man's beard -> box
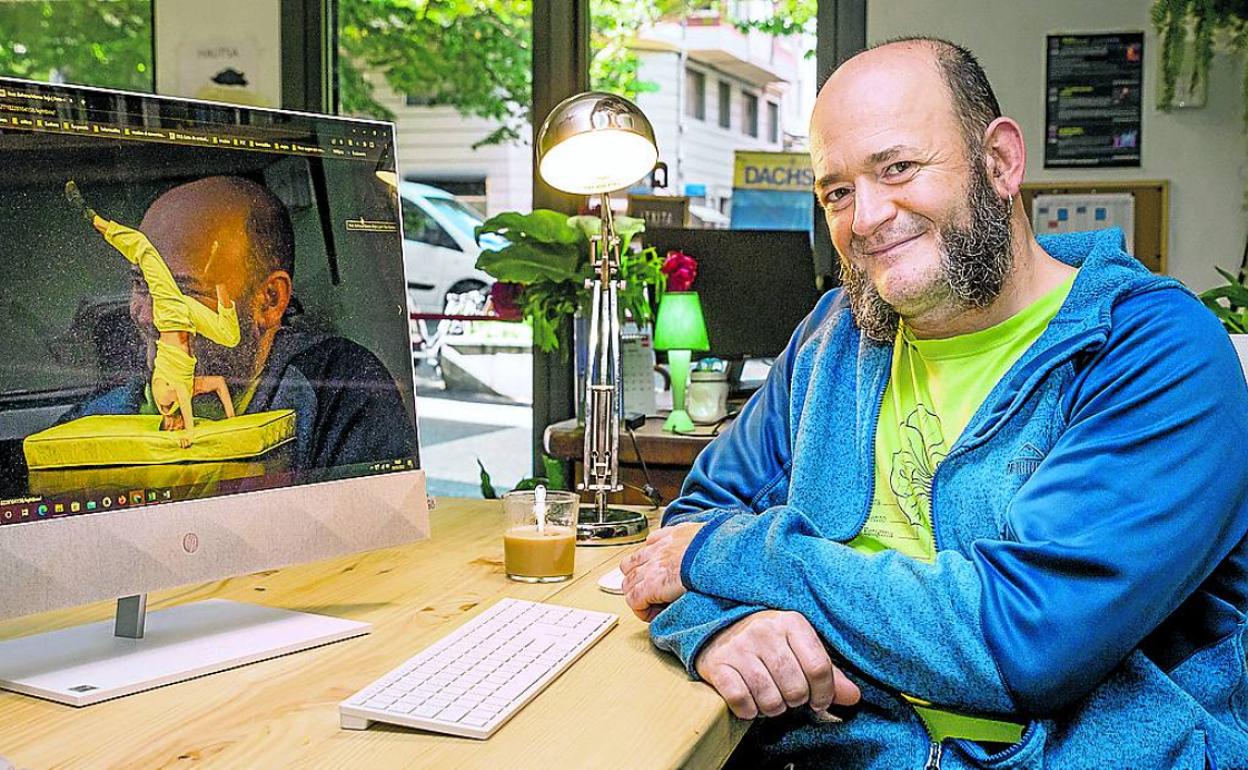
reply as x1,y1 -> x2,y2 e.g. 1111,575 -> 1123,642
137,293 -> 263,388
839,155 -> 1015,343
193,300 -> 263,387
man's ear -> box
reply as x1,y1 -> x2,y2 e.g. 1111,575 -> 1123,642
980,116 -> 1026,199
254,270 -> 292,331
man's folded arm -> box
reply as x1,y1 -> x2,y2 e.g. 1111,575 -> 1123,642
649,592 -> 765,677
680,291 -> 1248,716
651,294 -> 846,674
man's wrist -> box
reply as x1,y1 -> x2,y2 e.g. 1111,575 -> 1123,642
679,513 -> 736,590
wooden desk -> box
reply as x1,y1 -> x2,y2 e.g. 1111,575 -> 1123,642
544,416 -> 725,505
0,499 -> 747,769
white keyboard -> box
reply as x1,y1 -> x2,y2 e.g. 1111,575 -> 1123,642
339,598 -> 617,739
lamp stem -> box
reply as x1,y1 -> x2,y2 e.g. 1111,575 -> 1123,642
664,349 -> 695,434
581,192 -> 625,522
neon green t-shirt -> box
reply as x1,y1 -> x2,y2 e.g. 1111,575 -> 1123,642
850,272 -> 1077,562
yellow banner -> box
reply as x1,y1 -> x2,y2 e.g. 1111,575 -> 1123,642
733,151 -> 814,192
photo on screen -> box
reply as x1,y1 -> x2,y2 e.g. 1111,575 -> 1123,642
0,78 -> 420,525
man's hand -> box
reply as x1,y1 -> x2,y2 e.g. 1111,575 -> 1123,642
695,610 -> 861,721
620,522 -> 704,621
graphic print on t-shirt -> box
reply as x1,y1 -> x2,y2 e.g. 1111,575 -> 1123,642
887,403 -> 947,528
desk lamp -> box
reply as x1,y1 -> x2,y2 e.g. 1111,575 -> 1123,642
536,92 -> 657,545
653,292 -> 709,433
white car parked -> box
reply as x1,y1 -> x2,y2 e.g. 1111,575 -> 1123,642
398,182 -> 500,314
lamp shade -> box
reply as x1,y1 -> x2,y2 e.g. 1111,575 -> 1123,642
536,92 -> 658,195
653,292 -> 710,352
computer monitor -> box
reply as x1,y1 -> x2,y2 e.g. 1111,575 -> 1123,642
640,226 -> 829,360
0,77 -> 429,705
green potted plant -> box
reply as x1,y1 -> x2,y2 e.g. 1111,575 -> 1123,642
1197,237 -> 1248,373
473,209 -> 666,354
1153,1 -> 1247,116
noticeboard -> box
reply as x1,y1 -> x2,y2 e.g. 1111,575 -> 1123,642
1044,32 -> 1143,168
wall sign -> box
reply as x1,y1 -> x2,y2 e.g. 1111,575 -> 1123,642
1045,33 -> 1143,168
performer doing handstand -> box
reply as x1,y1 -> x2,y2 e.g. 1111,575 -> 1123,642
66,181 -> 241,447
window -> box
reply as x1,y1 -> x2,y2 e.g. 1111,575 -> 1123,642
718,81 -> 731,129
0,0 -> 154,92
401,199 -> 460,251
743,91 -> 759,138
685,68 -> 706,120
767,101 -> 779,144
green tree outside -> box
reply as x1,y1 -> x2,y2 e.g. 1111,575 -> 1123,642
0,0 -> 803,147
0,0 -> 153,92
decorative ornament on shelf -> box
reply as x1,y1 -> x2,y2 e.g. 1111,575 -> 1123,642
654,250 -> 710,434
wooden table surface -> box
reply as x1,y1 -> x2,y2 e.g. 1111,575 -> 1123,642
0,499 -> 748,769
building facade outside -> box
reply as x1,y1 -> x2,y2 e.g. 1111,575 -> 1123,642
376,10 -> 813,219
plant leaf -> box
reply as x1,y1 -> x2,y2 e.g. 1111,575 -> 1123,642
512,476 -> 550,492
477,458 -> 498,499
540,453 -> 569,491
476,209 -> 582,245
475,241 -> 581,283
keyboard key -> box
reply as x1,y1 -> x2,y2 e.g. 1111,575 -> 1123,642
438,706 -> 470,723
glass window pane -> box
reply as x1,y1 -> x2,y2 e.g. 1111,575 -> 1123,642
744,91 -> 759,137
590,0 -> 820,380
685,68 -> 706,120
0,0 -> 153,91
338,0 -> 534,497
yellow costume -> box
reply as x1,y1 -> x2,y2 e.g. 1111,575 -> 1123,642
101,220 -> 240,413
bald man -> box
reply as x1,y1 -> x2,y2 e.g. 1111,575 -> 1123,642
620,38 -> 1248,768
62,175 -> 418,470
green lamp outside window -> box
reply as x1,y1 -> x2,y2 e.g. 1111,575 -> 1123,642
653,292 -> 710,433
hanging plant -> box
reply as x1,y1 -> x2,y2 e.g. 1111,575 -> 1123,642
1152,0 -> 1248,122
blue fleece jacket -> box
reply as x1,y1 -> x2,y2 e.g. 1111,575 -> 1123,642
653,229 -> 1248,769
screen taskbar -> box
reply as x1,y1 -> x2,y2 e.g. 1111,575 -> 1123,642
0,456 -> 418,527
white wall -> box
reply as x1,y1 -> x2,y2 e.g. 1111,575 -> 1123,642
869,1 -> 1247,291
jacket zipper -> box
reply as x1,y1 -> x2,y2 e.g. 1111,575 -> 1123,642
924,740 -> 943,770
859,351 -> 891,534
928,328 -> 1106,551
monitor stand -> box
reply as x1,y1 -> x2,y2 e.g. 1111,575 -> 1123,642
0,595 -> 370,706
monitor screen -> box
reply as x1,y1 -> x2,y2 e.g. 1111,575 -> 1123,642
0,78 -> 420,528
640,227 -> 829,360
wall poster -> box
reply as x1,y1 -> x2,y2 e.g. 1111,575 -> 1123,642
1044,32 -> 1143,168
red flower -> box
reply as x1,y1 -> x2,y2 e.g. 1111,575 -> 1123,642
662,250 -> 698,292
488,281 -> 524,320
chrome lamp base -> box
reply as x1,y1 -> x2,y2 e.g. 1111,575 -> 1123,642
577,505 -> 649,546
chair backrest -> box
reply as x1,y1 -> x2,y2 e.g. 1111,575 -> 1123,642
1230,335 -> 1248,384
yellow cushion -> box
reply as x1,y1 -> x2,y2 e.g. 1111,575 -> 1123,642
28,459 -> 280,498
23,410 -> 296,469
